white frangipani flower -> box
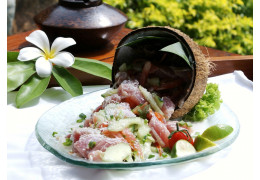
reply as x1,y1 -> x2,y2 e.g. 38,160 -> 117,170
18,30 -> 76,78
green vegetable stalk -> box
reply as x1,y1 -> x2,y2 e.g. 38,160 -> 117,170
183,83 -> 222,122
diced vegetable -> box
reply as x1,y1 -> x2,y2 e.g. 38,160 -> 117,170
168,123 -> 193,149
152,93 -> 163,108
132,102 -> 150,119
101,89 -> 118,98
52,132 -> 58,137
63,138 -> 72,146
88,141 -> 96,149
139,85 -> 164,115
102,143 -> 132,162
108,117 -> 152,141
171,140 -> 196,158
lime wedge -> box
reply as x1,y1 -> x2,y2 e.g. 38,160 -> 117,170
193,135 -> 216,152
171,139 -> 196,158
202,124 -> 233,141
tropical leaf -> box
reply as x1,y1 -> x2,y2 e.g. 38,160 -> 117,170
7,51 -> 19,62
52,66 -> 83,97
7,61 -> 36,92
160,42 -> 192,67
72,57 -> 112,80
15,74 -> 51,108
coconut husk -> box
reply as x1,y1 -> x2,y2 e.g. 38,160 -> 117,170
113,26 -> 212,119
164,27 -> 211,118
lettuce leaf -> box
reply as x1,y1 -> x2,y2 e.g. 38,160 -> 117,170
183,83 -> 222,122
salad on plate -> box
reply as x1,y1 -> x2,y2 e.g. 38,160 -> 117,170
54,80 -> 230,162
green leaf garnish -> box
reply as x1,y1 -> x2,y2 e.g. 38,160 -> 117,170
15,74 -> 51,108
163,147 -> 171,154
79,113 -> 87,119
77,113 -> 86,123
162,152 -> 168,158
52,66 -> 83,97
72,57 -> 112,81
183,83 -> 223,122
7,61 -> 36,92
88,141 -> 96,149
148,154 -> 155,159
63,138 -> 73,146
76,119 -> 83,123
160,42 -> 191,67
52,132 -> 58,137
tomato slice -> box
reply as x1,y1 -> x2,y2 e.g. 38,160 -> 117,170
169,131 -> 193,149
168,123 -> 194,149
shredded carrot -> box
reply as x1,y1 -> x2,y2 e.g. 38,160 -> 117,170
132,102 -> 149,115
155,143 -> 163,157
154,112 -> 165,123
99,123 -> 108,128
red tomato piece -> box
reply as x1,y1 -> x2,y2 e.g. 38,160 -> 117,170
168,123 -> 194,149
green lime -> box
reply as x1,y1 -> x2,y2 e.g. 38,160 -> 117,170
171,139 -> 196,158
193,135 -> 216,152
202,124 -> 233,141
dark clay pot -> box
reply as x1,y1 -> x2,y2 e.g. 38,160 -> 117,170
34,0 -> 127,50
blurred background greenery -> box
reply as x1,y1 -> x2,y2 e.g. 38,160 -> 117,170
8,0 -> 252,55
104,0 -> 253,55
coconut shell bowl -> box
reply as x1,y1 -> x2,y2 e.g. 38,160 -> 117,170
34,0 -> 127,50
112,26 -> 210,119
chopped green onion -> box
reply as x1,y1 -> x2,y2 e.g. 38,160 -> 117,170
79,125 -> 84,128
63,138 -> 72,146
178,120 -> 193,127
88,141 -> 96,149
79,113 -> 86,120
76,119 -> 83,123
162,152 -> 168,158
186,122 -> 192,127
52,132 -> 58,137
148,154 -> 155,159
163,147 -> 171,154
178,120 -> 186,126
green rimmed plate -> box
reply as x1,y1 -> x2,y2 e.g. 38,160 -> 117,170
35,88 -> 240,169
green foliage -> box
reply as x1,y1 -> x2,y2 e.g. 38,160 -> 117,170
104,0 -> 253,55
16,75 -> 51,108
183,83 -> 223,122
52,66 -> 83,97
7,51 -> 112,108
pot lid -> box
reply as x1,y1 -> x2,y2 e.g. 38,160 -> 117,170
59,0 -> 102,8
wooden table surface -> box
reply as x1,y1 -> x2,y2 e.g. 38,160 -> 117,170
8,28 -> 253,85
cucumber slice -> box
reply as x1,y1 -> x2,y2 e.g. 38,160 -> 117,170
108,117 -> 143,131
171,140 -> 196,158
139,86 -> 164,115
101,89 -> 118,98
152,93 -> 164,108
108,117 -> 151,140
102,143 -> 132,162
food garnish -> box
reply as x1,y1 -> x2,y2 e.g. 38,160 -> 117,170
183,83 -> 222,122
